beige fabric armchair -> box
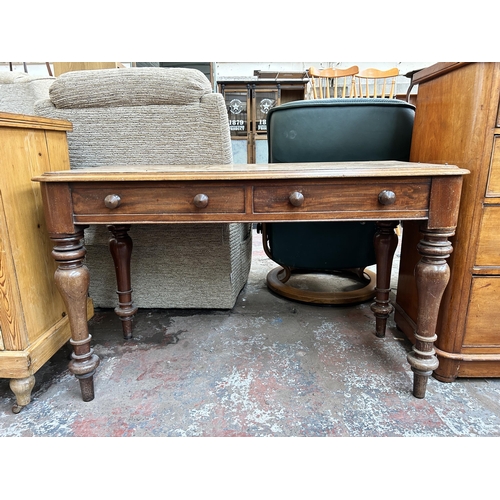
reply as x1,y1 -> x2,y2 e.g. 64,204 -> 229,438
34,67 -> 252,309
0,71 -> 54,114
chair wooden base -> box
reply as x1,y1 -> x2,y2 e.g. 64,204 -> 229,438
266,266 -> 377,305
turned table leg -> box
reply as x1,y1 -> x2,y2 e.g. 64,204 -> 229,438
108,225 -> 138,340
407,228 -> 454,399
10,375 -> 35,413
52,230 -> 100,402
371,221 -> 399,338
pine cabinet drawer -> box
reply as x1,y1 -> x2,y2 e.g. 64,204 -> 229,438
71,183 -> 246,215
463,277 -> 500,347
476,206 -> 500,266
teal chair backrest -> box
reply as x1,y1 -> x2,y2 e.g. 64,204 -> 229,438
264,98 -> 415,270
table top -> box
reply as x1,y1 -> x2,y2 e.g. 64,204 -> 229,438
33,161 -> 469,183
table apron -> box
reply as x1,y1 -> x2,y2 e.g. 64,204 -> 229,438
69,177 -> 432,225
72,211 -> 429,224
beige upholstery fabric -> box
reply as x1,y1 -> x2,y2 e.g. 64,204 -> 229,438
34,67 -> 252,309
0,71 -> 54,115
49,67 -> 210,108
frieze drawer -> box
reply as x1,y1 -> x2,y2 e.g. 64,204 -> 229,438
71,184 -> 246,215
252,180 -> 430,214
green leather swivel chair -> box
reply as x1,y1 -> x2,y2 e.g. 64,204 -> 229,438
262,97 -> 415,306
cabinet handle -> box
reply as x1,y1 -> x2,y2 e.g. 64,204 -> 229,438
378,190 -> 396,206
104,194 -> 121,209
193,193 -> 209,208
289,191 -> 304,207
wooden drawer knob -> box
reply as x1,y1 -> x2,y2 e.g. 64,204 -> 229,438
378,190 -> 396,206
104,194 -> 121,209
193,193 -> 209,208
289,191 -> 304,207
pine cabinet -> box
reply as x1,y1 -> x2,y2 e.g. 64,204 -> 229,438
394,62 -> 500,381
0,112 -> 93,412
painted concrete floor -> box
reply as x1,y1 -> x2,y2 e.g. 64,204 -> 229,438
1,230 -> 500,437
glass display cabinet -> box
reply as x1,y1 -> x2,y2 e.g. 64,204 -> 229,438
218,72 -> 308,163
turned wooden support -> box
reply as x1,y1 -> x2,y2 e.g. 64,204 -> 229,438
51,229 -> 100,402
10,375 -> 35,413
371,221 -> 399,338
407,227 -> 454,398
108,225 -> 138,340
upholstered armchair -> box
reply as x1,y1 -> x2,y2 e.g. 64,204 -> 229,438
34,67 -> 252,309
263,97 -> 415,310
0,71 -> 54,114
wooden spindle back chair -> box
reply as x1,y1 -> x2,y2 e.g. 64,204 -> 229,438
354,67 -> 399,98
308,66 -> 359,99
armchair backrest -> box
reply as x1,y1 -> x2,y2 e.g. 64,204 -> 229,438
0,71 -> 55,115
267,98 -> 415,163
34,67 -> 232,168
